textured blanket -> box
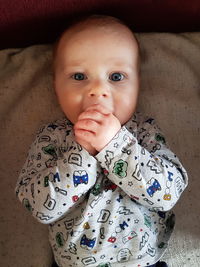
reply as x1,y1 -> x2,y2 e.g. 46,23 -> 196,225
0,33 -> 200,267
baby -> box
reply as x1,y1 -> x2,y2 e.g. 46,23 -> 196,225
16,15 -> 188,267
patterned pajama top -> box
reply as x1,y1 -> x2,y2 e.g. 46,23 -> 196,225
15,112 -> 188,267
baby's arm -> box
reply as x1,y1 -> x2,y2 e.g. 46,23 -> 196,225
15,120 -> 98,224
95,115 -> 188,212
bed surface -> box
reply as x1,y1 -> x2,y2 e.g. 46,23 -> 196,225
0,32 -> 200,266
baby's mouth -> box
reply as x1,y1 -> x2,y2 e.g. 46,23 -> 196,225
87,103 -> 113,113
83,102 -> 113,113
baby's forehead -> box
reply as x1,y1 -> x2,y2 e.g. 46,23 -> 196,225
58,18 -> 137,47
53,17 -> 140,69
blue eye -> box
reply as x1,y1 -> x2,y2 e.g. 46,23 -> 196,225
110,73 -> 124,81
72,73 -> 86,80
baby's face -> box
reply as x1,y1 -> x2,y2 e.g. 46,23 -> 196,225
54,24 -> 139,125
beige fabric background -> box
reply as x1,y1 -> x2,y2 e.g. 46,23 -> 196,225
0,33 -> 200,267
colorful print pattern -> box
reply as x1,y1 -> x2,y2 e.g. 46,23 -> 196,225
15,112 -> 188,267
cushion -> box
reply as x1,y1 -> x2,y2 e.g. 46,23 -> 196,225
0,32 -> 200,266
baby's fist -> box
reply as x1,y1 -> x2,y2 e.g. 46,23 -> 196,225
74,105 -> 121,152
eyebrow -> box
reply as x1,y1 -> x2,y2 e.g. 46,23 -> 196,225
109,61 -> 134,69
63,60 -> 134,69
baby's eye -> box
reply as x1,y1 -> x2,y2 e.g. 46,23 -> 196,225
72,73 -> 86,80
109,73 -> 124,82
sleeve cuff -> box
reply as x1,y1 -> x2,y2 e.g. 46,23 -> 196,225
95,126 -> 136,168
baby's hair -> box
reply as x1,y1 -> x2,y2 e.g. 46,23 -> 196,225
52,14 -> 140,73
65,14 -> 131,32
55,14 -> 137,46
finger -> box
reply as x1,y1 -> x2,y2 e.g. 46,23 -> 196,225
85,104 -> 111,115
74,119 -> 99,133
78,110 -> 104,122
74,129 -> 95,143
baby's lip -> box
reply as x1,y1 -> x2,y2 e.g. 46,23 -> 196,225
88,103 -> 104,109
84,103 -> 112,113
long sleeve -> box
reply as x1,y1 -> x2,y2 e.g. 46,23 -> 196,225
96,114 -> 188,212
15,119 -> 98,224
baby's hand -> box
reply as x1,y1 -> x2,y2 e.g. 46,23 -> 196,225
74,104 -> 121,152
74,136 -> 97,156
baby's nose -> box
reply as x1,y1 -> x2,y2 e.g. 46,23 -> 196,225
89,91 -> 108,97
88,82 -> 110,98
